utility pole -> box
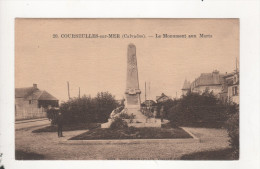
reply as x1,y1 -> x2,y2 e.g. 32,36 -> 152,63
148,81 -> 151,110
236,57 -> 238,73
145,82 -> 147,101
149,82 -> 151,100
79,87 -> 81,98
67,81 -> 70,100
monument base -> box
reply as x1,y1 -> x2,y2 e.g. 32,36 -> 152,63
126,107 -> 145,120
101,115 -> 162,128
101,106 -> 162,128
101,119 -> 161,128
127,118 -> 162,128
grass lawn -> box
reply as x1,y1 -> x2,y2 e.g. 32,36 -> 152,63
15,150 -> 45,160
180,148 -> 237,160
32,123 -> 100,133
69,125 -> 192,140
179,122 -> 225,129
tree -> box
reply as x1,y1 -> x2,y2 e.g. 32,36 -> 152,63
167,90 -> 230,127
156,99 -> 179,119
94,92 -> 119,123
52,92 -> 119,125
225,103 -> 239,159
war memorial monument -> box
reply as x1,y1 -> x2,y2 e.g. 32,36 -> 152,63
101,44 -> 161,128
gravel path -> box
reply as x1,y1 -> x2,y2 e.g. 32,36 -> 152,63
15,126 -> 230,160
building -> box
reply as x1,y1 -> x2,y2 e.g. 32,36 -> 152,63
15,84 -> 59,120
189,70 -> 225,96
156,93 -> 171,103
219,71 -> 239,104
182,79 -> 191,96
142,100 -> 156,107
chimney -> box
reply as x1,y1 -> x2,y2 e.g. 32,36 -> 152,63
33,84 -> 37,88
212,70 -> 220,83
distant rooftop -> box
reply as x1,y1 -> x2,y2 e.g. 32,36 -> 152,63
15,84 -> 58,101
190,70 -> 225,88
182,79 -> 191,90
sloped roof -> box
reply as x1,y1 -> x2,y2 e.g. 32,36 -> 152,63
15,87 -> 58,101
182,79 -> 191,90
38,90 -> 58,101
156,93 -> 170,102
15,87 -> 38,98
192,71 -> 224,87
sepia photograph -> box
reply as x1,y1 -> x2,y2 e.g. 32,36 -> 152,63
14,18 -> 239,160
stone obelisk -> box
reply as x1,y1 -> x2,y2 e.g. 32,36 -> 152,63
101,43 -> 161,128
125,44 -> 144,119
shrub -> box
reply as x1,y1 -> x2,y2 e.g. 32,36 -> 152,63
94,92 -> 120,122
225,106 -> 239,159
118,112 -> 131,119
59,92 -> 119,125
156,99 -> 179,119
142,109 -> 154,118
110,117 -> 128,130
118,112 -> 135,123
166,91 -> 232,127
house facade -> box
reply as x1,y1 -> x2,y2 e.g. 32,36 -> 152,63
188,70 -> 225,97
219,71 -> 239,104
182,69 -> 239,104
15,84 -> 59,120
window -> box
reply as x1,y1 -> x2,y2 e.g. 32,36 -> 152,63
232,86 -> 238,96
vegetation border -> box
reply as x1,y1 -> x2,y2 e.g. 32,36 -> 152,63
59,127 -> 200,145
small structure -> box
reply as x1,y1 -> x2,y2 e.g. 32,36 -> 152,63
15,84 -> 59,120
182,79 -> 191,96
156,93 -> 171,103
219,71 -> 239,104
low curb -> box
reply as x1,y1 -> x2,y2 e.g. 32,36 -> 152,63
181,127 -> 201,142
59,138 -> 199,145
15,124 -> 50,131
15,118 -> 49,124
59,127 -> 200,145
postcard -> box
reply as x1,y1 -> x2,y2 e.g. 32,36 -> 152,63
14,18 -> 239,160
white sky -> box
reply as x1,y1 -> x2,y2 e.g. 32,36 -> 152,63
15,19 -> 239,102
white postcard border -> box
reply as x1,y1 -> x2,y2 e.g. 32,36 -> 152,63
0,1 -> 259,169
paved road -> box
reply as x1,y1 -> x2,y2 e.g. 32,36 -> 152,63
15,125 -> 230,160
15,118 -> 51,130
